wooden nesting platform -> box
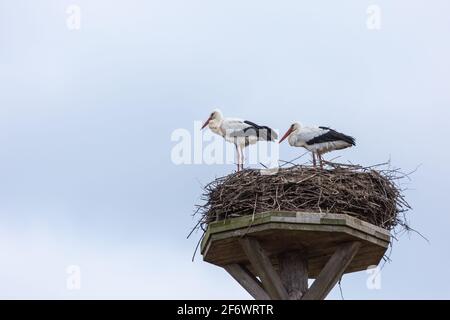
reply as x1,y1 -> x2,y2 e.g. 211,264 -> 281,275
201,211 -> 390,300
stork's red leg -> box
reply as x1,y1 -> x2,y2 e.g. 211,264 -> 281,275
239,146 -> 244,171
312,153 -> 317,167
235,144 -> 240,172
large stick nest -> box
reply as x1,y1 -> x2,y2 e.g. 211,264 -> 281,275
196,162 -> 411,232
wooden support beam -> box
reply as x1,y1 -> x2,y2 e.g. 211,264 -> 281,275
224,264 -> 270,300
239,237 -> 288,300
278,251 -> 308,300
302,241 -> 361,300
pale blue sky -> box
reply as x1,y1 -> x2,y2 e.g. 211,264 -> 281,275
0,0 -> 449,299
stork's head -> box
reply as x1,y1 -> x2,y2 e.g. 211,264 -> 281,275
201,109 -> 223,129
279,122 -> 300,143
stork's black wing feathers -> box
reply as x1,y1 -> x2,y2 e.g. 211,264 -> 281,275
243,120 -> 278,141
306,127 -> 356,146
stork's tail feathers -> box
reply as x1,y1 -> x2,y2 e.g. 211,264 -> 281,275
312,127 -> 356,146
341,133 -> 356,146
259,126 -> 278,141
243,120 -> 278,141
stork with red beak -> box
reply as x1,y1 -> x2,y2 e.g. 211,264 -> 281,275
201,109 -> 278,171
279,122 -> 355,168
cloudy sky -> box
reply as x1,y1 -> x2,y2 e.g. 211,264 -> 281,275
0,0 -> 449,299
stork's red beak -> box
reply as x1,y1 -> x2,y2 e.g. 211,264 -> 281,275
279,128 -> 293,143
201,116 -> 211,130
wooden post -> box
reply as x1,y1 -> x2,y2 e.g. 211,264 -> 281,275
302,241 -> 361,300
202,212 -> 391,300
224,264 -> 270,300
239,237 -> 288,300
278,251 -> 308,300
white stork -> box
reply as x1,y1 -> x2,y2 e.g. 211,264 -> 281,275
279,122 -> 355,168
201,109 -> 278,171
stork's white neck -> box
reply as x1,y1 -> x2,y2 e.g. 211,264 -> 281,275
208,118 -> 224,136
288,128 -> 300,146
